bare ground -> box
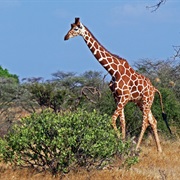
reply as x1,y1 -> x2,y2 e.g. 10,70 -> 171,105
0,137 -> 180,180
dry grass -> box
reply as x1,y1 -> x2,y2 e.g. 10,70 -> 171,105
0,137 -> 180,180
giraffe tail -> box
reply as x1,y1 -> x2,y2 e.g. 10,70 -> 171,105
155,88 -> 172,134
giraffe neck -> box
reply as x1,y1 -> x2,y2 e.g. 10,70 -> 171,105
82,26 -> 127,76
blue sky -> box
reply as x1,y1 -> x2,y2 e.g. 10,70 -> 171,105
0,0 -> 179,80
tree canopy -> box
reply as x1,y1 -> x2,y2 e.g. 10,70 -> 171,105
0,66 -> 19,83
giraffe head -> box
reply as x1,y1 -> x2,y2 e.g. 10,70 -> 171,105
64,17 -> 85,40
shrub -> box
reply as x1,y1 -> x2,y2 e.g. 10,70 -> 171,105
0,109 -> 138,174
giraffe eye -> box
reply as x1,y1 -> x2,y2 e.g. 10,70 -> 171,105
74,27 -> 78,31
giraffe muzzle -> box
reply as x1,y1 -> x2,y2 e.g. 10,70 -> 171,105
64,34 -> 69,41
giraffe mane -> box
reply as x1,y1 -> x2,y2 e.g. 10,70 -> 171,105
84,25 -> 126,62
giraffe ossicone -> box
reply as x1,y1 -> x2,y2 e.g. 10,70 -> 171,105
64,17 -> 171,152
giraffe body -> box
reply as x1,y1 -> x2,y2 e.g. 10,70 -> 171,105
64,18 -> 165,152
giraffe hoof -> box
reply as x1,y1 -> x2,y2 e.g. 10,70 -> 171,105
158,148 -> 162,153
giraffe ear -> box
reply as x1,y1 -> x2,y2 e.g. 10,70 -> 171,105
71,23 -> 76,28
75,17 -> 80,25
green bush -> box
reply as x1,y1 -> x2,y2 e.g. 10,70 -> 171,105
0,109 -> 138,174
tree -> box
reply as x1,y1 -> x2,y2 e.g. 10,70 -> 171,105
0,78 -> 39,137
0,66 -> 19,83
24,81 -> 71,113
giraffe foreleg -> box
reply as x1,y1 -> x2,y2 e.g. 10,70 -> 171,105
119,108 -> 126,139
112,107 -> 126,139
112,113 -> 120,139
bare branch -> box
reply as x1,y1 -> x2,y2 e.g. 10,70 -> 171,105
81,86 -> 101,104
172,45 -> 180,60
146,0 -> 166,12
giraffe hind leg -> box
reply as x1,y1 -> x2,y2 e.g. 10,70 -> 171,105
136,111 -> 149,151
148,111 -> 162,152
136,110 -> 162,152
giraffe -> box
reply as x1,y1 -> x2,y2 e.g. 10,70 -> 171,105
64,17 -> 171,152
